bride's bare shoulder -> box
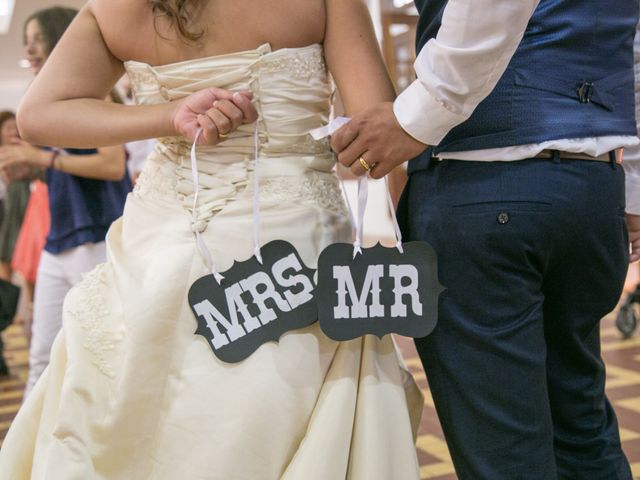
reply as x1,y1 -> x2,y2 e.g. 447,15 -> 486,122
89,0 -> 149,24
88,0 -> 156,61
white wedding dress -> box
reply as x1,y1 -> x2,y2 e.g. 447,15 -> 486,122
0,43 -> 423,479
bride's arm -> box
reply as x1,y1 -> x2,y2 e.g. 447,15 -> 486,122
323,0 -> 396,115
17,2 -> 255,149
323,0 -> 407,199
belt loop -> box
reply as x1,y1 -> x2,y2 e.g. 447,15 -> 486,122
608,150 -> 616,169
552,150 -> 561,164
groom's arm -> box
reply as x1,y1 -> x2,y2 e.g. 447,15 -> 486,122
331,0 -> 540,178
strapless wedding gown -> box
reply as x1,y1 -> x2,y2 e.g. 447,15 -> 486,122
0,44 -> 422,480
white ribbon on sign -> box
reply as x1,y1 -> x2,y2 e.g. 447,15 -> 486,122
384,175 -> 404,254
190,123 -> 263,284
190,129 -> 224,283
252,124 -> 263,264
310,117 -> 404,258
353,175 -> 367,257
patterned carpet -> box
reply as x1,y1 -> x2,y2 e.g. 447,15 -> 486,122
0,312 -> 639,478
395,311 -> 640,479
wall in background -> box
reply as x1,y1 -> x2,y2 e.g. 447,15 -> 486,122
0,1 -> 389,111
0,0 -> 86,111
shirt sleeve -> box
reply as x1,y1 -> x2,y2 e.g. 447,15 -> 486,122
393,0 -> 541,145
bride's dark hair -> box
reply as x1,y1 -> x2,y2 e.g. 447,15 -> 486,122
149,0 -> 203,41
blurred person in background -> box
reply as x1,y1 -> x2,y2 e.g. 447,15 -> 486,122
0,6 -> 131,398
0,112 -> 31,283
0,112 -> 31,285
0,111 -> 25,376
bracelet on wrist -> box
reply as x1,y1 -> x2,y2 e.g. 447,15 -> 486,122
48,150 -> 60,170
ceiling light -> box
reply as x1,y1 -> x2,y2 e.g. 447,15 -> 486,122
0,0 -> 15,35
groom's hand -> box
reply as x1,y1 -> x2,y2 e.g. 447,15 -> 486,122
627,213 -> 640,263
330,102 -> 428,179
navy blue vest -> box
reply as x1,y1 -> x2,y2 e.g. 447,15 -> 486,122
413,0 -> 639,154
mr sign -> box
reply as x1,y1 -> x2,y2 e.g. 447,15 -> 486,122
316,242 -> 443,341
188,240 -> 316,363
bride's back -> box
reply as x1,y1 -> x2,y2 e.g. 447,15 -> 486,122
93,0 -> 326,67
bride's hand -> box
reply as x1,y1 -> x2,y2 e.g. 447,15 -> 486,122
171,88 -> 258,145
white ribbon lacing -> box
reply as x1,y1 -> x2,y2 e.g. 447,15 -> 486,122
190,115 -> 403,282
310,117 -> 404,258
190,123 -> 263,284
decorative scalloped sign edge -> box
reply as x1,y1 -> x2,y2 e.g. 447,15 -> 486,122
316,241 -> 443,341
188,240 -> 317,363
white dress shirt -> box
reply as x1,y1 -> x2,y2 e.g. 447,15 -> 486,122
393,0 -> 640,210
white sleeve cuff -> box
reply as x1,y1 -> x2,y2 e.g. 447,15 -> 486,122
393,79 -> 466,146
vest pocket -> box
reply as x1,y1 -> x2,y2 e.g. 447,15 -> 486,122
451,200 -> 552,215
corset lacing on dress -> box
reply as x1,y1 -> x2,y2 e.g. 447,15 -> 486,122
125,43 -> 347,237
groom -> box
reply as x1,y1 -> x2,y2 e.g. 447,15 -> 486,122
332,0 -> 638,478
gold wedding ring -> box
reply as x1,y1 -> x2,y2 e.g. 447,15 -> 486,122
359,156 -> 372,172
218,132 -> 229,139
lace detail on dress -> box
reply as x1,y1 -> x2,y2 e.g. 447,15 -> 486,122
259,172 -> 347,214
66,264 -> 123,378
261,50 -> 327,79
126,66 -> 157,88
156,137 -> 191,157
124,65 -> 161,104
268,135 -> 331,155
133,158 -> 179,202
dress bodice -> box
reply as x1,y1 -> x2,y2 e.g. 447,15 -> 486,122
124,44 -> 346,233
125,43 -> 333,164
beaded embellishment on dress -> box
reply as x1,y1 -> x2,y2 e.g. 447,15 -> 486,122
66,264 -> 123,378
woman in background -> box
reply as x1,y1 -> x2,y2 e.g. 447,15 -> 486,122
0,6 -> 132,397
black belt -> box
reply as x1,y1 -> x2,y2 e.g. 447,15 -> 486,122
417,150 -> 622,174
534,149 -> 620,163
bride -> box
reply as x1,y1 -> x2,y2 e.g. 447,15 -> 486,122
0,0 -> 423,478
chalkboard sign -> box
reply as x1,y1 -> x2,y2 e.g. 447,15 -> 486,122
188,240 -> 317,363
316,241 -> 443,341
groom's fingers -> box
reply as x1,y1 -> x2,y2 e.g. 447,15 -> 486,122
349,152 -> 373,177
331,121 -> 359,154
335,134 -> 364,169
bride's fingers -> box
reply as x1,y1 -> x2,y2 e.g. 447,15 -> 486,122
205,109 -> 232,139
197,114 -> 219,145
231,92 -> 258,124
207,88 -> 238,102
212,100 -> 243,132
207,88 -> 252,103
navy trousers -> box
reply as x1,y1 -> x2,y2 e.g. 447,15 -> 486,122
398,156 -> 632,479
